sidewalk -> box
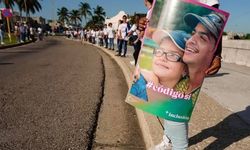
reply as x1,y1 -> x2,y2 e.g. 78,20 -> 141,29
0,39 -> 36,50
202,62 -> 250,124
83,41 -> 250,149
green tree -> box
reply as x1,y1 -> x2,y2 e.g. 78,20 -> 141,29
244,34 -> 250,40
15,0 -> 42,21
87,5 -> 105,28
79,2 -> 92,25
85,15 -> 100,29
0,0 -> 15,8
57,7 -> 69,26
93,5 -> 106,22
69,9 -> 81,26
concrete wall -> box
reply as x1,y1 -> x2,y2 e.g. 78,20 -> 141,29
222,39 -> 250,67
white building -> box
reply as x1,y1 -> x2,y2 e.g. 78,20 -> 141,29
105,11 -> 127,31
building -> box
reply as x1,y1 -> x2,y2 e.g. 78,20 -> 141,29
48,20 -> 61,31
31,16 -> 46,25
105,11 -> 127,30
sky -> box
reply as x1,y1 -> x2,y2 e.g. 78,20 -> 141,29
11,0 -> 250,33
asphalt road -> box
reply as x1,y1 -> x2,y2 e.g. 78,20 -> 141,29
0,37 -> 105,150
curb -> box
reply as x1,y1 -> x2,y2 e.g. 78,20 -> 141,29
0,40 -> 36,50
82,41 -> 163,149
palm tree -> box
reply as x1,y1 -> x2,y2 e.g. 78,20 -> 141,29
0,0 -> 15,8
88,5 -> 106,28
57,7 -> 69,26
69,9 -> 81,26
15,0 -> 42,21
93,5 -> 106,23
79,2 -> 92,25
85,15 -> 99,29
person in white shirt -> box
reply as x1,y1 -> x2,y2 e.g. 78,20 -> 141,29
37,27 -> 43,41
80,28 -> 84,44
107,23 -> 115,50
103,24 -> 108,48
91,29 -> 96,44
95,29 -> 100,45
116,15 -> 130,57
29,26 -> 35,42
127,14 -> 142,66
98,28 -> 104,46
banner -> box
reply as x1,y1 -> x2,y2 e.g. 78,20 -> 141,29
126,0 -> 229,122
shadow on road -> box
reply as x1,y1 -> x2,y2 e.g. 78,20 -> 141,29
189,106 -> 250,149
22,38 -> 62,51
0,38 -> 62,62
0,62 -> 14,65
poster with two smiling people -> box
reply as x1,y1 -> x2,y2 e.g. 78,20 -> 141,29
126,0 -> 229,122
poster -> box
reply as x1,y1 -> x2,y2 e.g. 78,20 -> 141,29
126,0 -> 229,122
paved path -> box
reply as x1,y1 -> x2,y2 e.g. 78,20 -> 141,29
202,62 -> 250,124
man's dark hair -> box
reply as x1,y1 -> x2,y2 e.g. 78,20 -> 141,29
147,0 -> 154,5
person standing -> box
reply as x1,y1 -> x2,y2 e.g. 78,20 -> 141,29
37,26 -> 43,41
132,0 -> 154,65
127,14 -> 141,65
116,15 -> 130,57
0,23 -> 4,45
153,11 -> 225,150
107,23 -> 115,50
91,28 -> 96,44
29,26 -> 35,42
14,22 -> 20,43
103,24 -> 108,48
19,23 -> 25,43
80,28 -> 84,44
145,0 -> 154,19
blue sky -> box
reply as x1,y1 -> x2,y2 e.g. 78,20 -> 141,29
11,0 -> 250,33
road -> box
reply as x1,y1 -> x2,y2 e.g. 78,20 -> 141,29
0,37 -> 144,150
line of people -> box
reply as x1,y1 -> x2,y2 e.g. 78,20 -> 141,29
65,23 -> 116,50
67,14 -> 141,58
14,22 -> 43,43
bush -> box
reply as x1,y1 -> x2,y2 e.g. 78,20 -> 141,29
244,34 -> 250,40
